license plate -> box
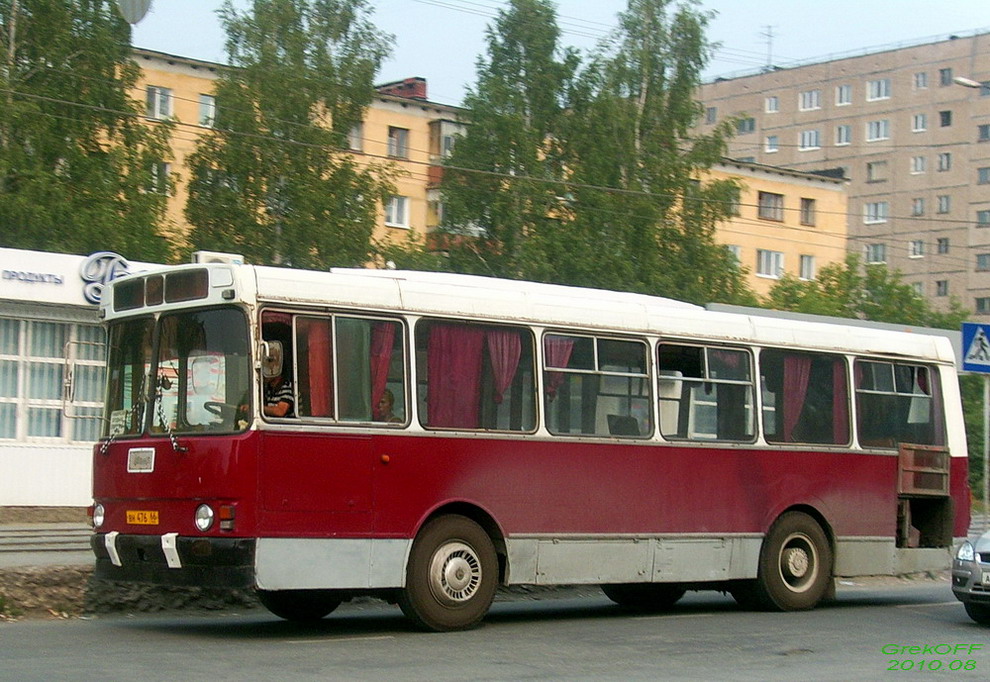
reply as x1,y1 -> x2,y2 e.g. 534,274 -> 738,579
126,510 -> 159,525
982,572 -> 990,587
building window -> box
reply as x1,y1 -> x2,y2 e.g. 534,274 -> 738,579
937,195 -> 951,213
757,191 -> 784,221
978,210 -> 990,227
756,250 -> 784,278
866,160 -> 887,182
866,119 -> 889,141
198,94 -> 216,128
765,135 -> 779,152
0,319 -> 105,442
937,237 -> 949,254
939,67 -> 953,86
911,282 -> 923,296
799,89 -> 821,111
977,254 -> 990,272
836,84 -> 852,105
737,117 -> 756,134
799,255 -> 816,281
978,167 -> 990,184
705,107 -> 717,124
800,198 -> 816,226
937,152 -> 952,172
910,156 -> 927,174
765,96 -> 779,113
978,297 -> 990,314
865,243 -> 886,264
145,85 -> 172,120
864,201 -> 888,224
867,78 -> 891,101
936,280 -> 949,297
912,113 -> 927,132
909,240 -> 924,258
799,129 -> 820,150
726,244 -> 741,263
385,195 -> 409,228
939,110 -> 953,127
387,126 -> 409,158
149,161 -> 170,195
835,124 -> 851,145
979,124 -> 990,142
914,72 -> 928,89
347,123 -> 363,152
911,198 -> 925,216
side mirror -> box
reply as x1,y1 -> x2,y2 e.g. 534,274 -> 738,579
262,340 -> 283,378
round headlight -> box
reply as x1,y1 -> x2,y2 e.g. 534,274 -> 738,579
956,541 -> 976,562
194,504 -> 215,532
92,503 -> 105,529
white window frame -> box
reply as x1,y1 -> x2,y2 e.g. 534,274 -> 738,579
799,89 -> 821,111
937,195 -> 951,214
909,240 -> 924,258
937,152 -> 952,172
799,255 -> 816,281
385,195 -> 410,228
798,129 -> 820,151
865,243 -> 887,264
864,201 -> 889,224
146,85 -> 172,120
835,84 -> 852,106
914,72 -> 928,90
347,123 -> 364,152
756,249 -> 784,279
765,96 -> 779,113
835,124 -> 851,146
198,94 -> 216,128
912,113 -> 927,132
757,191 -> 784,221
387,127 -> 409,158
910,156 -> 927,174
911,198 -> 925,216
867,78 -> 891,101
765,135 -> 779,153
866,119 -> 890,142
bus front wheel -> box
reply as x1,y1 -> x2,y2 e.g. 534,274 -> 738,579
734,511 -> 832,611
398,515 -> 498,631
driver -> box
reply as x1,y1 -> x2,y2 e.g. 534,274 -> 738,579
264,371 -> 294,418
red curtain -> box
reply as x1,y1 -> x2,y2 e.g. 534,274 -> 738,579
832,359 -> 849,443
303,319 -> 333,417
486,329 -> 521,404
427,324 -> 485,428
782,355 -> 811,442
543,335 -> 574,400
370,322 -> 396,420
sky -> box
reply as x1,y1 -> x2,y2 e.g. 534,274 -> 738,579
129,1 -> 990,107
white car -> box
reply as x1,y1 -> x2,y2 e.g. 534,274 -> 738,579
953,530 -> 990,625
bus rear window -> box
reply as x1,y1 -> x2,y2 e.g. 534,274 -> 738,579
855,361 -> 944,447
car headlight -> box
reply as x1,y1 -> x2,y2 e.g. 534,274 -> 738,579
92,503 -> 105,529
194,504 -> 215,532
956,541 -> 976,562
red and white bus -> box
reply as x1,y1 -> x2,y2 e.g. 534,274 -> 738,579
88,263 -> 970,630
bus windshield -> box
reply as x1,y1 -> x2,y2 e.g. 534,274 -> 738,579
104,308 -> 251,436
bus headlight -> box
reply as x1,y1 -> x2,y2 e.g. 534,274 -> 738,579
956,541 -> 976,562
92,503 -> 105,529
194,504 -> 215,532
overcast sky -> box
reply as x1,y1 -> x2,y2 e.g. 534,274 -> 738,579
130,0 -> 990,107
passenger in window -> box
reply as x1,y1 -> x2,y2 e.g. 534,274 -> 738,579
262,340 -> 294,418
376,388 -> 402,423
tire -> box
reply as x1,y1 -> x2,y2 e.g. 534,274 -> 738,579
601,583 -> 686,611
257,589 -> 342,622
744,511 -> 833,611
398,515 -> 498,632
964,601 -> 990,625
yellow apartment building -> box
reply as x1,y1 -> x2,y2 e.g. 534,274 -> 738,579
708,159 -> 849,297
131,48 -> 465,250
131,49 -> 848,294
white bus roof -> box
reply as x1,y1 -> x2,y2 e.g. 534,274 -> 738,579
245,266 -> 956,365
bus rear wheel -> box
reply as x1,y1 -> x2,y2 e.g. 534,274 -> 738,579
601,583 -> 686,611
257,589 -> 342,622
398,515 -> 498,632
734,511 -> 832,611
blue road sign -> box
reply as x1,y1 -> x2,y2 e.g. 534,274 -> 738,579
962,322 -> 990,373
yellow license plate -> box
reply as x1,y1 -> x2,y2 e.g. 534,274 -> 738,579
126,510 -> 159,525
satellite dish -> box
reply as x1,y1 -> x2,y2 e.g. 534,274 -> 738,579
116,0 -> 152,24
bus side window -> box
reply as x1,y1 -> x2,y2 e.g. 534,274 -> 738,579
416,320 -> 535,431
760,350 -> 849,445
855,360 -> 943,447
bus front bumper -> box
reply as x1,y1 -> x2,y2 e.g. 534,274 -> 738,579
91,532 -> 256,588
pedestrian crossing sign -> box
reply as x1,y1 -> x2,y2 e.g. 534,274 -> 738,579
962,322 -> 990,373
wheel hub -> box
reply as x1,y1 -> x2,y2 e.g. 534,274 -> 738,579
783,547 -> 809,579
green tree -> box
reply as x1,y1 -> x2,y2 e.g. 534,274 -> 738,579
438,0 -> 578,279
185,0 -> 394,268
0,0 -> 173,260
558,0 -> 748,304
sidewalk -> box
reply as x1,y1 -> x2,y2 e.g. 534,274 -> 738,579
0,523 -> 93,569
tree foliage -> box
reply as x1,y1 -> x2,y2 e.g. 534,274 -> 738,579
0,0 -> 173,260
438,0 -> 752,305
185,0 -> 395,268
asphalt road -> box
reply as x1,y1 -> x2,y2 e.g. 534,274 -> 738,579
1,578 -> 987,681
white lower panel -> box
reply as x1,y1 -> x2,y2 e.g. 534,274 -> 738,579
254,538 -> 411,590
833,538 -> 951,576
505,535 -> 762,585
